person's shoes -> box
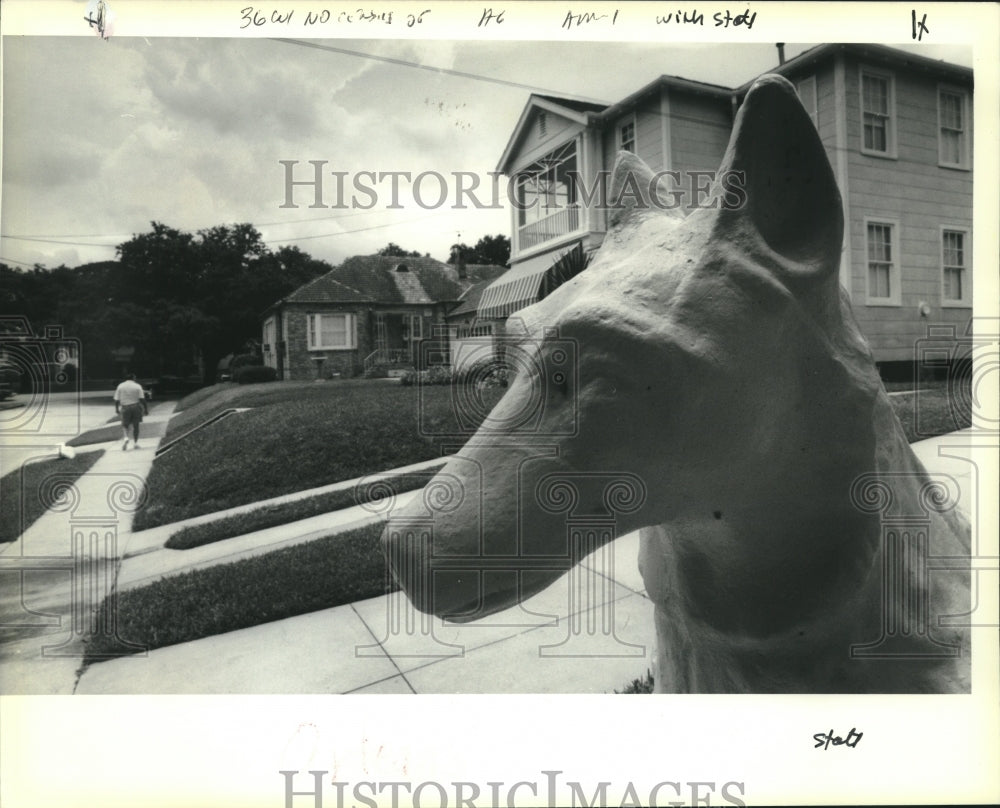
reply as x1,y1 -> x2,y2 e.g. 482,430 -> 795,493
122,438 -> 129,450
133,442 -> 140,449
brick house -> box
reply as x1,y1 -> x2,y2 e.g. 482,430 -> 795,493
262,255 -> 504,380
484,43 -> 973,373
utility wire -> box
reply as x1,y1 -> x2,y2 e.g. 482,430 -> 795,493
270,38 -> 605,102
7,37 -> 596,254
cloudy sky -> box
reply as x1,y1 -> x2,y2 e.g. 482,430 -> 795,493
1,35 -> 973,269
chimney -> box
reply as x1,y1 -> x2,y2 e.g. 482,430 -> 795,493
776,43 -> 785,65
451,244 -> 467,280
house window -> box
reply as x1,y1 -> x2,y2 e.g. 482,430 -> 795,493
866,221 -> 899,304
942,228 -> 970,305
538,112 -> 547,138
861,69 -> 894,156
619,118 -> 636,153
307,313 -> 356,350
938,87 -> 969,168
796,75 -> 818,129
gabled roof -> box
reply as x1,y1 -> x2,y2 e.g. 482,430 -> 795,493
533,94 -> 609,114
735,43 -> 973,95
272,255 -> 505,312
496,92 -> 608,174
282,273 -> 372,304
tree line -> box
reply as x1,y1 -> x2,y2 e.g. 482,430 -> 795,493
1,224 -> 509,383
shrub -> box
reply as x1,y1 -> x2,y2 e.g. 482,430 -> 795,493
230,353 -> 263,371
454,357 -> 509,388
84,523 -> 395,663
363,363 -> 390,379
399,366 -> 453,387
615,669 -> 654,694
234,365 -> 277,384
426,365 -> 452,385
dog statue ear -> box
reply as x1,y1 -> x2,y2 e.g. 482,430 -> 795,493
713,75 -> 843,281
608,151 -> 684,228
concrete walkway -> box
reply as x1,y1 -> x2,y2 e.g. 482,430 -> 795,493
0,399 -> 177,694
2,391 -> 988,694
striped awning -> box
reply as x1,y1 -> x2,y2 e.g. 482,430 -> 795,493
477,264 -> 550,320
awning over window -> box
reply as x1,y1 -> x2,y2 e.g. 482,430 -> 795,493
477,264 -> 550,320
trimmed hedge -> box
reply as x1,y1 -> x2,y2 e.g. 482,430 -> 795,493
235,365 -> 277,384
83,522 -> 394,662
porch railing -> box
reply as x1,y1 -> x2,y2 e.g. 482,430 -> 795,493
363,348 -> 413,373
518,204 -> 581,251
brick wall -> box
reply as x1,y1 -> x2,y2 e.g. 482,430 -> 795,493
281,304 -> 372,380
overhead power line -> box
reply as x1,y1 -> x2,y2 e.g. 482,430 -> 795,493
270,38 -> 604,102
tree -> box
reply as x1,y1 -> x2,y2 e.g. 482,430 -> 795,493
448,234 -> 510,268
377,243 -> 422,258
113,222 -> 330,382
4,226 -> 333,382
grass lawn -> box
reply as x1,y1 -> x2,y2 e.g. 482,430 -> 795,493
0,450 -> 105,543
84,521 -> 393,663
137,377 -> 968,533
165,465 -> 444,550
891,380 -> 971,443
133,379 -> 505,531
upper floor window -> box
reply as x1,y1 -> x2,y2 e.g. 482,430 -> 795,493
513,139 -> 582,251
941,228 -> 971,305
307,312 -> 356,350
938,87 -> 970,169
861,69 -> 895,157
619,118 -> 636,153
514,140 -> 579,227
866,220 -> 900,305
795,75 -> 818,129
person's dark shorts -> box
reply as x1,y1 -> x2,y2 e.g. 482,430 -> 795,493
120,403 -> 144,429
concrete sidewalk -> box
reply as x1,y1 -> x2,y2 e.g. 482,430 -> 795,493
0,400 -> 177,694
75,429 -> 988,695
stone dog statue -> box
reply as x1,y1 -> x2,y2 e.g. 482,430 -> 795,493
384,75 -> 971,693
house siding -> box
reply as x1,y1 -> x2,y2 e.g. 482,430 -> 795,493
667,91 -> 732,211
603,104 -> 665,171
515,109 -> 584,170
842,55 -> 973,361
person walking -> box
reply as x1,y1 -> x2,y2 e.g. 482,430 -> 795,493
114,372 -> 148,450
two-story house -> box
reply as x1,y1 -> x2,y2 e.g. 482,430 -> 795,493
481,44 -> 973,375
